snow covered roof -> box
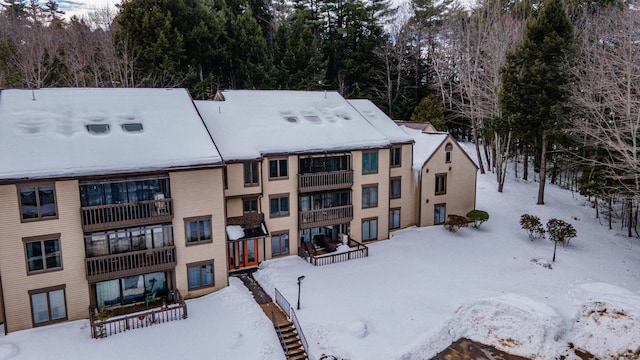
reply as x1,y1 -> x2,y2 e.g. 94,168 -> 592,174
401,126 -> 449,170
0,88 -> 222,181
346,99 -> 414,144
195,91 -> 403,161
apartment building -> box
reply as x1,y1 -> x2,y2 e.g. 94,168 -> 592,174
0,88 -> 227,334
0,88 -> 477,334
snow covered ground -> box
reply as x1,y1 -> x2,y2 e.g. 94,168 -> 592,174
1,160 -> 639,359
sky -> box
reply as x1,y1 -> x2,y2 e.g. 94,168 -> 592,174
1,136 -> 639,359
56,0 -> 119,20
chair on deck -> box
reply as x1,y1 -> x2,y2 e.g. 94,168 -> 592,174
322,235 -> 340,252
302,241 -> 317,256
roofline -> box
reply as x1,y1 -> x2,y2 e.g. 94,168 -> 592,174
221,144 -> 396,162
420,134 -> 479,170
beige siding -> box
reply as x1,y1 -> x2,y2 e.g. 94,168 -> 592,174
389,143 -> 417,230
262,156 -> 299,260
352,149 -> 391,242
170,169 -> 228,299
224,162 -> 262,198
419,138 -> 477,226
0,181 -> 88,333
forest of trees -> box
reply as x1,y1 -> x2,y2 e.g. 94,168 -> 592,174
0,0 -> 638,236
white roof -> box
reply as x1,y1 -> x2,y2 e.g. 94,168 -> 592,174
196,90 -> 399,161
401,126 -> 449,171
347,99 -> 414,144
0,88 -> 222,181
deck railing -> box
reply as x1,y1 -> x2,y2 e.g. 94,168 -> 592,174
299,205 -> 353,229
274,288 -> 291,319
89,290 -> 187,339
298,238 -> 368,266
291,308 -> 308,355
273,288 -> 309,356
81,198 -> 173,232
85,246 -> 176,282
298,170 -> 353,192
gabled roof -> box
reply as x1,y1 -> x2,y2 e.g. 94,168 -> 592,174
347,100 -> 414,144
402,126 -> 449,171
0,88 -> 222,181
195,90 -> 408,161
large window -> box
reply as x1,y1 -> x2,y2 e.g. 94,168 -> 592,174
96,272 -> 167,308
269,159 -> 288,179
299,154 -> 350,174
29,285 -> 67,326
84,224 -> 173,257
271,232 -> 289,257
389,208 -> 401,229
362,151 -> 378,174
185,216 -> 212,245
299,190 -> 351,211
362,218 -> 378,241
390,177 -> 401,199
435,174 -> 447,195
244,162 -> 259,186
269,195 -> 289,217
362,184 -> 378,208
24,235 -> 62,274
434,204 -> 446,225
390,147 -> 402,167
187,260 -> 214,290
19,184 -> 57,221
79,176 -> 170,207
243,198 -> 258,213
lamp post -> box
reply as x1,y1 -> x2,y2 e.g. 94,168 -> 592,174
297,275 -> 305,310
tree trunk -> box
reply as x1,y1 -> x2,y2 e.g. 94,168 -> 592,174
523,145 -> 529,181
608,195 -> 613,230
537,131 -> 547,205
473,124 -> 485,174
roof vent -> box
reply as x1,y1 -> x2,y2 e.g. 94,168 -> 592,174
86,124 -> 110,135
213,91 -> 226,101
121,123 -> 143,133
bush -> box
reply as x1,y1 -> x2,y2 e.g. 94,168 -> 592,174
546,218 -> 577,246
466,210 -> 489,229
445,214 -> 469,232
520,214 -> 545,240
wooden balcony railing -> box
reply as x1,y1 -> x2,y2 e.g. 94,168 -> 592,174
299,204 -> 353,229
298,170 -> 353,192
86,246 -> 176,282
298,238 -> 368,266
89,289 -> 187,339
81,198 -> 173,232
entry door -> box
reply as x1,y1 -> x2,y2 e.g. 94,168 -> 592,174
228,239 -> 259,270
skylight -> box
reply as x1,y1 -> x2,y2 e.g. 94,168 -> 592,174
86,124 -> 110,135
121,123 -> 144,132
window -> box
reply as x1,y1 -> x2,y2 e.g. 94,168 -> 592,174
244,162 -> 259,186
269,195 -> 289,217
299,190 -> 351,211
86,124 -> 110,134
24,235 -> 62,274
445,143 -> 453,163
269,159 -> 288,179
185,216 -> 212,245
121,123 -> 143,133
299,154 -> 350,174
84,224 -> 174,257
390,177 -> 401,199
362,184 -> 378,208
434,204 -> 446,225
271,232 -> 289,257
95,272 -> 166,308
435,174 -> 447,195
18,184 -> 57,221
29,285 -> 67,326
79,176 -> 170,207
243,198 -> 258,213
362,218 -> 378,241
362,151 -> 378,174
187,260 -> 214,290
389,208 -> 401,229
390,147 -> 402,167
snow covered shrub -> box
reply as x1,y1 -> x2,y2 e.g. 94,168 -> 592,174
466,210 -> 489,229
520,214 -> 545,240
546,219 -> 577,246
445,214 -> 469,232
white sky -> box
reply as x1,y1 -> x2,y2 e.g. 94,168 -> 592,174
1,141 -> 639,359
57,0 -> 120,20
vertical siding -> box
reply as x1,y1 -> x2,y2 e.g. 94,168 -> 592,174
261,155 -> 299,260
419,138 -> 478,226
389,143 -> 417,229
352,149 -> 391,242
0,181 -> 89,333
170,168 -> 228,298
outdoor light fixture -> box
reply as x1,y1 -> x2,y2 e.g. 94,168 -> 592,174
297,275 -> 306,310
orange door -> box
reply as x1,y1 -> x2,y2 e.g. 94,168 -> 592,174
228,239 -> 258,270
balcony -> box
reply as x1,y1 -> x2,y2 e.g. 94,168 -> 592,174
81,198 -> 173,232
299,205 -> 353,229
298,170 -> 353,193
85,246 -> 176,283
